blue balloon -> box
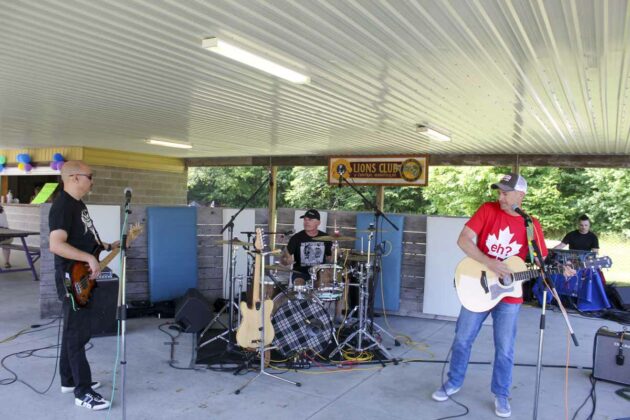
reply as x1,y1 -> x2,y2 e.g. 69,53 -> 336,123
53,153 -> 63,162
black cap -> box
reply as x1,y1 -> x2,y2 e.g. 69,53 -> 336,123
300,209 -> 320,220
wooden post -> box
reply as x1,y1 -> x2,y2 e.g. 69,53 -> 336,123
376,186 -> 385,210
513,154 -> 520,174
268,166 -> 278,249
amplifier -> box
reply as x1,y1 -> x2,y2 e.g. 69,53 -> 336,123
592,327 -> 630,385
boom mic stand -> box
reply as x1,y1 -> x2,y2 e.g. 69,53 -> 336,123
519,212 -> 579,420
198,172 -> 271,363
337,168 -> 400,352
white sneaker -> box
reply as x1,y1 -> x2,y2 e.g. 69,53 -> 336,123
61,381 -> 101,394
494,396 -> 511,418
75,390 -> 110,411
432,383 -> 461,401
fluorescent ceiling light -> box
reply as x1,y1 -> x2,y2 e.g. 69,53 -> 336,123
145,138 -> 192,149
202,37 -> 310,84
416,124 -> 451,142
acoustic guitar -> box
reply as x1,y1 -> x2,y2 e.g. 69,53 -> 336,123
67,223 -> 143,307
236,228 -> 275,349
454,255 -> 612,312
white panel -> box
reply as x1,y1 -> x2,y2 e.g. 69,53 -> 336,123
86,205 -> 121,277
423,216 -> 467,318
293,209 -> 328,234
222,209 -> 255,299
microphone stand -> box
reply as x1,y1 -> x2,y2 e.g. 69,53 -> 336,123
338,174 -> 400,351
117,197 -> 131,420
520,214 -> 579,420
198,172 -> 271,362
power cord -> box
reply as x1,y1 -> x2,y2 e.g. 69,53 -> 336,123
0,317 -> 63,394
432,348 -> 469,420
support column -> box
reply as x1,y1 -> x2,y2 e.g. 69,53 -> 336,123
268,166 -> 278,249
376,186 -> 385,211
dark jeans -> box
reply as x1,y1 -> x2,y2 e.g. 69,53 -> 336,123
59,297 -> 93,397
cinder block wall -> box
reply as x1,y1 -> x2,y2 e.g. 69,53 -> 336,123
85,166 -> 187,205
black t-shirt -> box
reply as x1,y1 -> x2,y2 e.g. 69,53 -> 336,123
561,230 -> 599,251
287,230 -> 332,279
49,190 -> 99,299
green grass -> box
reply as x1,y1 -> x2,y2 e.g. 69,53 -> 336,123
547,234 -> 630,285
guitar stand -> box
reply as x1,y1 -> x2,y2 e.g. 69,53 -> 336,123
235,251 -> 301,394
198,275 -> 244,349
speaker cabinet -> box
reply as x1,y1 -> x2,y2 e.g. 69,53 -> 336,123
90,277 -> 119,337
175,288 -> 213,333
593,327 -> 630,385
609,285 -> 630,310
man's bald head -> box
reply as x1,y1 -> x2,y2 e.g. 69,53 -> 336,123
60,161 -> 89,183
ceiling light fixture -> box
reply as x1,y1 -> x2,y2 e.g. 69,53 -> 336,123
202,37 -> 310,84
145,138 -> 193,149
416,124 -> 451,142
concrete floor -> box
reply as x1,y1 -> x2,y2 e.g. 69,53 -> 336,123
0,253 -> 629,420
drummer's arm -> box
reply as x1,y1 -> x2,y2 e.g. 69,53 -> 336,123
280,249 -> 294,266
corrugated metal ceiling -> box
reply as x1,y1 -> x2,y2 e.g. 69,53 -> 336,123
1,0 -> 629,158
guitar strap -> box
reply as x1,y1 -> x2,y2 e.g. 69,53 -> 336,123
525,223 -> 536,264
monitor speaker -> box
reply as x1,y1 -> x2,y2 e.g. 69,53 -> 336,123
90,277 -> 119,337
608,285 -> 630,310
175,288 -> 213,333
592,327 -> 630,385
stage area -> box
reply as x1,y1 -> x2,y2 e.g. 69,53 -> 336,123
0,254 -> 627,420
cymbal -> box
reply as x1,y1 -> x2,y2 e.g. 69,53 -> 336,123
315,235 -> 356,242
265,264 -> 299,273
215,239 -> 250,246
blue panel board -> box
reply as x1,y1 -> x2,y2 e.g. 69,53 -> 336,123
355,213 -> 404,312
147,207 -> 198,302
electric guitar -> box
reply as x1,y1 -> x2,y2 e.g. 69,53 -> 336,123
454,255 -> 612,312
236,228 -> 275,349
67,223 -> 143,307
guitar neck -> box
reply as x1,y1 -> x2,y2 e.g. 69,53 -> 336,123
99,248 -> 121,270
250,252 -> 261,307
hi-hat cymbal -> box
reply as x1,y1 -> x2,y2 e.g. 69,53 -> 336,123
215,239 -> 250,246
265,264 -> 299,273
315,235 -> 356,242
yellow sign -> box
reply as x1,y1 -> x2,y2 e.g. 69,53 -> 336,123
31,183 -> 59,204
328,155 -> 428,186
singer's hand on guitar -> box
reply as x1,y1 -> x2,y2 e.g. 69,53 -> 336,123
486,258 -> 512,278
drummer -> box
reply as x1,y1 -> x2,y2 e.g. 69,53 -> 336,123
280,209 -> 332,281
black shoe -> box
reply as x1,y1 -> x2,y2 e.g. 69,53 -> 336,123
75,390 -> 111,411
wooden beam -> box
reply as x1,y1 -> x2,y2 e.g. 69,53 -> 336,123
375,186 -> 385,210
187,154 -> 630,169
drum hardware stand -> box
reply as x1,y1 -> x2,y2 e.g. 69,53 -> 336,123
235,249 -> 301,394
199,172 -> 271,360
198,273 -> 243,348
329,231 -> 398,363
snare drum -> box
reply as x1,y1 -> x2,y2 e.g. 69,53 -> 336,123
309,264 -> 345,301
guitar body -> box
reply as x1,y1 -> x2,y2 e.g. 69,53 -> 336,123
455,256 -> 528,312
235,299 -> 275,349
68,255 -> 99,307
236,228 -> 275,349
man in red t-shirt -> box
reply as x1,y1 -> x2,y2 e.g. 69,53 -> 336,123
432,173 -> 545,418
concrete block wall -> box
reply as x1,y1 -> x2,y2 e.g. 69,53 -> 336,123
85,166 -> 187,205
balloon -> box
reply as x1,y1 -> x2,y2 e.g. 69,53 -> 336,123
24,163 -> 32,172
0,156 -> 6,165
18,163 -> 25,170
57,161 -> 64,170
50,161 -> 58,170
53,153 -> 64,161
23,154 -> 31,163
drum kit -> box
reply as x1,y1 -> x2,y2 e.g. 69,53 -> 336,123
198,228 -> 397,363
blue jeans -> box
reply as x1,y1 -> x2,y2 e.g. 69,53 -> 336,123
446,302 -> 520,398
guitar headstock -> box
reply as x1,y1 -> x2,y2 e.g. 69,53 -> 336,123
254,227 -> 264,251
583,256 -> 612,270
127,223 -> 144,245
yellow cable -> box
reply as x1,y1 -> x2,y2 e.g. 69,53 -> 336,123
0,326 -> 30,344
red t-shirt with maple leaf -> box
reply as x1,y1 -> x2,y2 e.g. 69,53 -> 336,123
465,201 -> 548,304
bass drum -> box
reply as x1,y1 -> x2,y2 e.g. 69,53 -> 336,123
271,293 -> 333,357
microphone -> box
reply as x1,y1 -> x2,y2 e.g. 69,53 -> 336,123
511,204 -> 531,220
337,164 -> 346,188
124,187 -> 132,206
